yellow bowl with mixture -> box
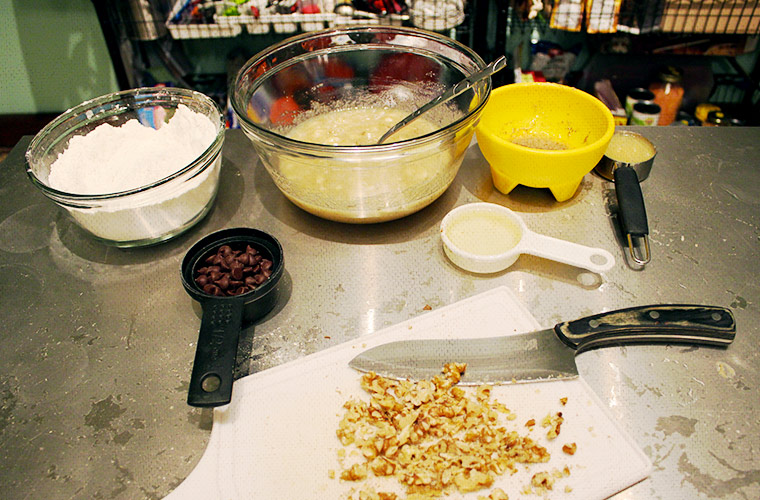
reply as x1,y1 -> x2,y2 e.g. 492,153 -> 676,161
476,82 -> 614,202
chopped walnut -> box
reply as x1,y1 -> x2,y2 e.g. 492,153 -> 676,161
477,487 -> 509,500
542,411 -> 564,440
341,463 -> 368,481
527,467 -> 570,494
335,363 -> 550,498
562,442 -> 577,455
351,488 -> 398,500
525,419 -> 536,427
531,471 -> 555,491
475,384 -> 492,401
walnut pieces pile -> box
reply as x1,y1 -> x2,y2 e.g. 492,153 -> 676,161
334,363 -> 576,499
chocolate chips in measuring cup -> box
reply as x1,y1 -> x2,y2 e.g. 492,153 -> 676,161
194,243 -> 273,297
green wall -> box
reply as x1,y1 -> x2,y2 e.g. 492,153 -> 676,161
0,0 -> 119,114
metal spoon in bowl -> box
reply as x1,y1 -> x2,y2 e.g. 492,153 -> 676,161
376,55 -> 508,145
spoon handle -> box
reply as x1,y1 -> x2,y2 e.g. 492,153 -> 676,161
519,230 -> 616,274
377,55 -> 507,145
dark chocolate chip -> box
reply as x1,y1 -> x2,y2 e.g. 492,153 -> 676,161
194,241 -> 273,297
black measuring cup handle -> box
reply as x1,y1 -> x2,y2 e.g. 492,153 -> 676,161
182,227 -> 285,408
614,165 -> 651,265
188,298 -> 245,407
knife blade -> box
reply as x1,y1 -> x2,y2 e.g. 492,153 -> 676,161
349,304 -> 736,385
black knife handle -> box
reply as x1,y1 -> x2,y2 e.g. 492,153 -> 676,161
554,304 -> 736,352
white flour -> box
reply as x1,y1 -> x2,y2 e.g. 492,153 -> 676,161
49,104 -> 217,194
48,104 -> 222,245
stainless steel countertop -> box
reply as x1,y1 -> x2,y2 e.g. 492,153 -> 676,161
1,127 -> 758,500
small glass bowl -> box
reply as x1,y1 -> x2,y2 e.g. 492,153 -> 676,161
231,26 -> 491,223
25,87 -> 225,247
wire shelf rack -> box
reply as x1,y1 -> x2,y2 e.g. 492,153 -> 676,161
163,0 -> 470,38
506,0 -> 760,35
96,0 -> 759,123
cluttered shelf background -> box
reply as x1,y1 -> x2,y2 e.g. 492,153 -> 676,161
93,0 -> 760,126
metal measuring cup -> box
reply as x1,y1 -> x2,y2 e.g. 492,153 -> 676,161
595,131 -> 656,266
180,228 -> 284,407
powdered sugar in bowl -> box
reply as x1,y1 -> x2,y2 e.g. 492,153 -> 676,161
25,87 -> 225,247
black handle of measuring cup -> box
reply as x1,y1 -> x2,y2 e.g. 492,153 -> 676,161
614,165 -> 649,237
187,299 -> 244,407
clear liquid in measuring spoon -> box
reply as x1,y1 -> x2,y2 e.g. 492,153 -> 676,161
445,211 -> 522,256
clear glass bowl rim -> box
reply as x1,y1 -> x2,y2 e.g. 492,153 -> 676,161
25,86 -> 226,203
230,25 -> 490,153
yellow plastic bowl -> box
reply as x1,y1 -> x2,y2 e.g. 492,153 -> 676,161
476,82 -> 614,202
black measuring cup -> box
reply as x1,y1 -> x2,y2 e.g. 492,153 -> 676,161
181,228 -> 284,407
595,131 -> 656,266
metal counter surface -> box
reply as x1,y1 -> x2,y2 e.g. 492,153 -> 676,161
0,127 -> 758,500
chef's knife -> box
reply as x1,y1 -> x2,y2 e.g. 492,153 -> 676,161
349,304 -> 736,385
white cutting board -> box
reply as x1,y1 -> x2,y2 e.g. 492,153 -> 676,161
167,286 -> 651,499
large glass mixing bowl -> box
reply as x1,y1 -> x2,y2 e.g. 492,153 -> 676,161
231,26 -> 491,223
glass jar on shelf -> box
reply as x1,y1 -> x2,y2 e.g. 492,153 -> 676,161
649,66 -> 684,126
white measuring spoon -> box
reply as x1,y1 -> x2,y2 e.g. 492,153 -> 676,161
440,203 -> 615,274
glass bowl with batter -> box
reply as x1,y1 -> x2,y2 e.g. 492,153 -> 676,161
231,26 -> 491,223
